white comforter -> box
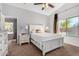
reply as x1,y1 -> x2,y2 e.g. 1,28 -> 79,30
31,32 -> 63,43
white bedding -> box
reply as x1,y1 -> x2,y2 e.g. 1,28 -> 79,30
31,32 -> 63,43
29,25 -> 64,55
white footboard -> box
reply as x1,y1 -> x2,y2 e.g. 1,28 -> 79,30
42,37 -> 64,56
31,37 -> 64,56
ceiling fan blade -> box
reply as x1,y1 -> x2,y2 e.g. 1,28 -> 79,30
42,7 -> 45,10
34,3 -> 43,5
48,4 -> 54,8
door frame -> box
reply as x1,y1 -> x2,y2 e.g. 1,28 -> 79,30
5,16 -> 17,43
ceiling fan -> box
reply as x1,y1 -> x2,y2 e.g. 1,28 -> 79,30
34,3 -> 54,10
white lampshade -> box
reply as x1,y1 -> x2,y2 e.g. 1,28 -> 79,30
25,26 -> 28,29
45,27 -> 49,32
45,27 -> 49,30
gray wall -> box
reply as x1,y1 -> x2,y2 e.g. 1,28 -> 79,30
5,18 -> 17,40
49,13 -> 54,33
57,3 -> 79,47
2,4 -> 49,32
49,3 -> 79,33
2,4 -> 49,43
0,4 -> 1,30
0,4 -> 1,11
57,3 -> 79,20
49,3 -> 79,47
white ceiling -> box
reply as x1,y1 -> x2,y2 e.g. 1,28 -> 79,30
6,3 -> 64,16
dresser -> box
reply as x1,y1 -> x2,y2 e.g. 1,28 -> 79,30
0,31 -> 8,56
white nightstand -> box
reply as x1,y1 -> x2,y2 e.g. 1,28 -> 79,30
19,33 -> 29,45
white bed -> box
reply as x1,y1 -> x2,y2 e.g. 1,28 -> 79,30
29,25 -> 64,56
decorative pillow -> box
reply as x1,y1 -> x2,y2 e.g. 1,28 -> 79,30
35,28 -> 45,33
30,25 -> 45,33
31,29 -> 36,33
36,29 -> 41,33
40,28 -> 45,33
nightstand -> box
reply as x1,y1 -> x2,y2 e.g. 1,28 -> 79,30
19,33 -> 29,45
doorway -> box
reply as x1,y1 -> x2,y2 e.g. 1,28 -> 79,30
5,18 -> 17,43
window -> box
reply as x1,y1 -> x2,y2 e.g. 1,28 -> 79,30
67,17 -> 79,37
60,17 -> 79,37
60,19 -> 67,32
5,22 -> 13,34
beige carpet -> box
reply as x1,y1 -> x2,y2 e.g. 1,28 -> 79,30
7,40 -> 79,56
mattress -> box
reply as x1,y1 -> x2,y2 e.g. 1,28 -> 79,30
31,32 -> 63,43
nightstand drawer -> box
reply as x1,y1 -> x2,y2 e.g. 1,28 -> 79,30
20,37 -> 29,42
20,39 -> 29,43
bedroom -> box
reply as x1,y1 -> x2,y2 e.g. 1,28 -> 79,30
0,3 -> 79,56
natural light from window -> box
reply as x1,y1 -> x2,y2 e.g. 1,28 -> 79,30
60,17 -> 79,37
5,22 -> 13,34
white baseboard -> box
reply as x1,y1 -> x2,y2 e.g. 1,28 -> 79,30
64,36 -> 79,47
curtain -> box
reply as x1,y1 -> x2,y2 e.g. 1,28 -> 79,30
53,13 -> 58,33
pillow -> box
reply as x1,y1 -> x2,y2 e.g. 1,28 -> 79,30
31,29 -> 36,33
40,28 -> 45,32
35,28 -> 45,33
35,29 -> 41,33
30,26 -> 45,33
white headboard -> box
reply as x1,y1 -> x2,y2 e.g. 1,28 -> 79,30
29,24 -> 45,33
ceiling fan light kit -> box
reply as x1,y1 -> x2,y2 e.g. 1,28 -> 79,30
34,3 -> 54,10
